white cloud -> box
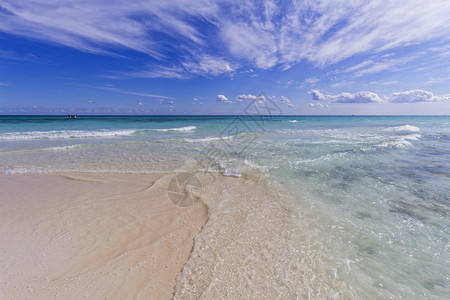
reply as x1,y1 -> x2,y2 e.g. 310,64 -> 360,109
338,51 -> 424,78
220,20 -> 278,69
310,88 -> 450,104
343,60 -> 375,73
93,84 -> 173,99
278,96 -> 294,107
120,56 -> 234,79
0,50 -> 39,62
1,0 -> 450,77
352,57 -> 413,77
309,90 -> 326,101
0,0 -> 216,57
235,93 -> 294,107
424,76 -> 450,85
330,81 -> 355,88
236,93 -> 270,105
299,77 -> 319,89
368,80 -> 399,86
235,94 -> 258,103
216,94 -> 232,103
121,65 -> 187,79
182,55 -> 234,76
235,93 -> 268,104
309,89 -> 383,103
192,97 -> 204,105
390,89 -> 450,103
308,102 -> 328,108
297,1 -> 450,66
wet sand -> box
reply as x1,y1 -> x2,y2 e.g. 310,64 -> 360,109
0,172 -> 208,299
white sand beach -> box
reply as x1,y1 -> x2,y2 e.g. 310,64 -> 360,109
0,172 -> 207,299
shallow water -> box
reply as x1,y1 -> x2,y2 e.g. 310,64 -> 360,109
1,115 -> 449,298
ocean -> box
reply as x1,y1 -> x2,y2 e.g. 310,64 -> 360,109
0,115 -> 449,298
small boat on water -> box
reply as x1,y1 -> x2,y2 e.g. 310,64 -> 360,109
67,115 -> 77,119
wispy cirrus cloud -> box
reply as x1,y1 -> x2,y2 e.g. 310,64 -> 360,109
424,76 -> 450,85
1,0 -> 450,78
115,56 -> 235,79
330,81 -> 355,88
0,49 -> 39,62
299,77 -> 319,89
94,84 -> 174,99
0,0 -> 215,58
182,55 -> 234,76
340,53 -> 421,77
368,80 -> 399,86
120,65 -> 187,79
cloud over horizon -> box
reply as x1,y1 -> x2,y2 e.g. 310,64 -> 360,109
215,94 -> 232,103
390,89 -> 450,103
235,93 -> 294,107
1,1 -> 449,115
309,90 -> 384,103
235,94 -> 258,103
309,89 -> 450,104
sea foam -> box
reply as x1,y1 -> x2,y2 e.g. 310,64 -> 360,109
0,129 -> 137,140
0,126 -> 196,140
42,144 -> 84,151
384,125 -> 420,132
154,126 -> 196,132
183,136 -> 233,143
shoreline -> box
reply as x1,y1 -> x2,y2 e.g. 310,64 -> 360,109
0,172 -> 208,299
174,173 -> 339,299
1,116 -> 448,298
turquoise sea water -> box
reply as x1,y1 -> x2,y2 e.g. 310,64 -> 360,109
1,115 -> 449,298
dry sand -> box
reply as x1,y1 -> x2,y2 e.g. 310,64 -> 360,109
0,172 -> 208,299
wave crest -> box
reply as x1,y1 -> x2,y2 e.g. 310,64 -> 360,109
384,125 -> 420,132
0,129 -> 137,140
154,126 -> 196,132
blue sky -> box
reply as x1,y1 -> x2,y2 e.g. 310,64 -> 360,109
1,0 -> 450,115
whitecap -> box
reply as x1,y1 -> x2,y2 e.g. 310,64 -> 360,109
154,126 -> 196,132
378,133 -> 421,148
3,167 -> 49,174
43,144 -> 84,151
384,125 -> 420,132
378,139 -> 412,148
0,129 -> 137,140
184,136 -> 233,143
